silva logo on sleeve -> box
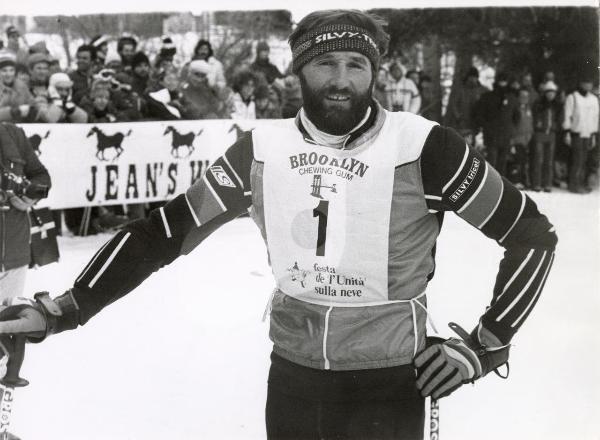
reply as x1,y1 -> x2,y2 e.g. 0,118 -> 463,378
210,165 -> 236,188
450,157 -> 480,202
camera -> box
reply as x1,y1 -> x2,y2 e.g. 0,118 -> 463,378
0,169 -> 49,206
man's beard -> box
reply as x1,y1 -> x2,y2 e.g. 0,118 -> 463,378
299,73 -> 373,135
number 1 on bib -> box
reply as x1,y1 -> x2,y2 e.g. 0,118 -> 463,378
313,200 -> 329,256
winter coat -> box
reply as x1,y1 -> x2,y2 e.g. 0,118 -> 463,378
511,103 -> 534,145
0,80 -> 36,122
474,86 -> 514,139
0,123 -> 51,271
446,82 -> 487,130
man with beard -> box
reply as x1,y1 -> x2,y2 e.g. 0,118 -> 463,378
0,10 -> 557,440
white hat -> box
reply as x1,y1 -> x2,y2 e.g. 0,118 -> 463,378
189,60 -> 211,75
541,81 -> 558,92
49,72 -> 73,88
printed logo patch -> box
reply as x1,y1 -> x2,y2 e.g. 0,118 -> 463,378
210,165 -> 236,188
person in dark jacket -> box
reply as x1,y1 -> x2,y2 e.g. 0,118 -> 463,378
68,44 -> 96,105
0,122 -> 51,301
531,81 -> 562,192
475,72 -> 514,176
250,41 -> 284,85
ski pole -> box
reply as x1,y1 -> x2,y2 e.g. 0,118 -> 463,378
0,335 -> 28,440
430,398 -> 439,440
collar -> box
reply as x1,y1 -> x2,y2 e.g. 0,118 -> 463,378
295,100 -> 385,150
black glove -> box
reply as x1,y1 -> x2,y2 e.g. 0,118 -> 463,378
414,322 -> 510,400
0,292 -> 78,342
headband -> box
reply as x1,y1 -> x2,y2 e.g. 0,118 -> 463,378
291,23 -> 380,73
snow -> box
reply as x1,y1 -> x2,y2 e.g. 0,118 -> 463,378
10,190 -> 600,440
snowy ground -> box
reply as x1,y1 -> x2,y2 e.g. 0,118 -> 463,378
10,190 -> 600,440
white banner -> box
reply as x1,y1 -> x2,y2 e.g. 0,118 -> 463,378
19,120 -> 262,209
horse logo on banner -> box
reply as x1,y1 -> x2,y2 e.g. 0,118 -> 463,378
86,127 -> 132,161
163,126 -> 204,158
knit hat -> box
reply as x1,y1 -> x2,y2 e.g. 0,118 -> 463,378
5,26 -> 19,37
290,23 -> 380,74
159,36 -> 176,58
131,51 -> 150,68
28,52 -> 50,68
104,51 -> 121,66
0,51 -> 16,70
29,41 -> 50,55
541,81 -> 558,93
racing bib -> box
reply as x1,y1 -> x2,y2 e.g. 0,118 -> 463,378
253,111 -> 436,307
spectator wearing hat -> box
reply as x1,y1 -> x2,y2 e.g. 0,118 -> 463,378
250,41 -> 284,86
69,44 -> 96,105
117,36 -> 137,72
90,35 -> 110,71
230,69 -> 257,119
5,26 -> 28,65
386,62 -> 421,113
0,51 -> 37,122
563,77 -> 600,193
28,52 -> 50,98
154,37 -> 176,72
531,80 -> 562,192
180,59 -> 223,119
104,51 -> 122,72
180,39 -> 226,91
45,72 -> 87,123
129,51 -> 151,96
109,72 -> 142,122
255,84 -> 282,119
520,73 -> 539,106
446,67 -> 487,147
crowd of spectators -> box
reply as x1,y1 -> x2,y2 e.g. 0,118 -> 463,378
0,26 -> 300,126
0,24 -> 598,236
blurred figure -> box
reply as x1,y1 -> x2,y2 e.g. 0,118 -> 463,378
146,67 -> 186,120
520,72 -> 538,105
104,51 -> 123,72
90,35 -> 110,71
510,88 -> 534,189
475,72 -> 513,175
281,73 -> 302,118
373,66 -> 392,110
387,62 -> 420,113
418,74 -> 439,122
4,25 -> 28,65
563,77 -> 599,193
255,84 -> 282,119
0,50 -> 36,122
117,35 -> 137,72
15,63 -> 29,86
80,79 -> 118,123
531,81 -> 561,192
445,67 -> 487,147
180,39 -> 226,90
69,44 -> 96,105
28,53 -> 51,99
250,41 -> 284,85
130,51 -> 151,96
231,69 -> 257,119
46,73 -> 88,123
180,60 -> 222,119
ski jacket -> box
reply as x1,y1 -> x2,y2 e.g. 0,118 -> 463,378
60,102 -> 557,370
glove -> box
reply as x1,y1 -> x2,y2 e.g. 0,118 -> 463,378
414,322 -> 510,400
9,195 -> 35,211
0,293 -> 67,342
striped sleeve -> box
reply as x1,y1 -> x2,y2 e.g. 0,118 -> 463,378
421,126 -> 557,344
70,133 -> 255,324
